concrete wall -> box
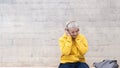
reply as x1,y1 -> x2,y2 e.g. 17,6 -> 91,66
0,0 -> 120,67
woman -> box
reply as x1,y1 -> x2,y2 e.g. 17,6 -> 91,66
58,21 -> 89,68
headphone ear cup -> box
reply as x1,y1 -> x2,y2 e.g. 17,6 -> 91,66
65,28 -> 68,31
78,29 -> 79,31
66,29 -> 69,31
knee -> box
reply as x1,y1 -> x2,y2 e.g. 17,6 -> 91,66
77,62 -> 89,68
58,63 -> 70,68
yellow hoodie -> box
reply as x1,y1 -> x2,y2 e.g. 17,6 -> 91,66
59,34 -> 88,63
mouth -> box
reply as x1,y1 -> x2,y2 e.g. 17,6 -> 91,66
72,35 -> 77,38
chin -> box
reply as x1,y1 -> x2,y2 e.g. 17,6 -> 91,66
72,36 -> 76,39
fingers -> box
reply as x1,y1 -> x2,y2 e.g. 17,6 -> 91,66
65,28 -> 71,36
66,31 -> 70,36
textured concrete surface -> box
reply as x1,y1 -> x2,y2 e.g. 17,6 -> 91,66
0,67 -> 94,68
0,0 -> 120,67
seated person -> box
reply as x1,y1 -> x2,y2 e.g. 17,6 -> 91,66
58,21 -> 89,68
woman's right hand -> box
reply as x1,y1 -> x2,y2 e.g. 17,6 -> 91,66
65,28 -> 71,36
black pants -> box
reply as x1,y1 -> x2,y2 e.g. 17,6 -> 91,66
59,62 -> 89,68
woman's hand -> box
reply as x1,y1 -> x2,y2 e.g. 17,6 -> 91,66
65,28 -> 71,36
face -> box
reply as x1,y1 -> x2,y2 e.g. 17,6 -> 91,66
68,28 -> 79,39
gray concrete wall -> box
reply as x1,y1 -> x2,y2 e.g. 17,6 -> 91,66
0,0 -> 120,67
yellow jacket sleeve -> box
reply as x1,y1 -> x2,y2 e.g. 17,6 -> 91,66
59,35 -> 72,56
75,35 -> 88,55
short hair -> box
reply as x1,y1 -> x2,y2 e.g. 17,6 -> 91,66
66,21 -> 79,29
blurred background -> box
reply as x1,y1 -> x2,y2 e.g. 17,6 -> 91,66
0,0 -> 120,67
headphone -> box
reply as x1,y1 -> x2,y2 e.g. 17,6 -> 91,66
66,21 -> 75,29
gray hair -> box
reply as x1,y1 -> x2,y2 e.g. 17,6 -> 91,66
66,21 -> 79,29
